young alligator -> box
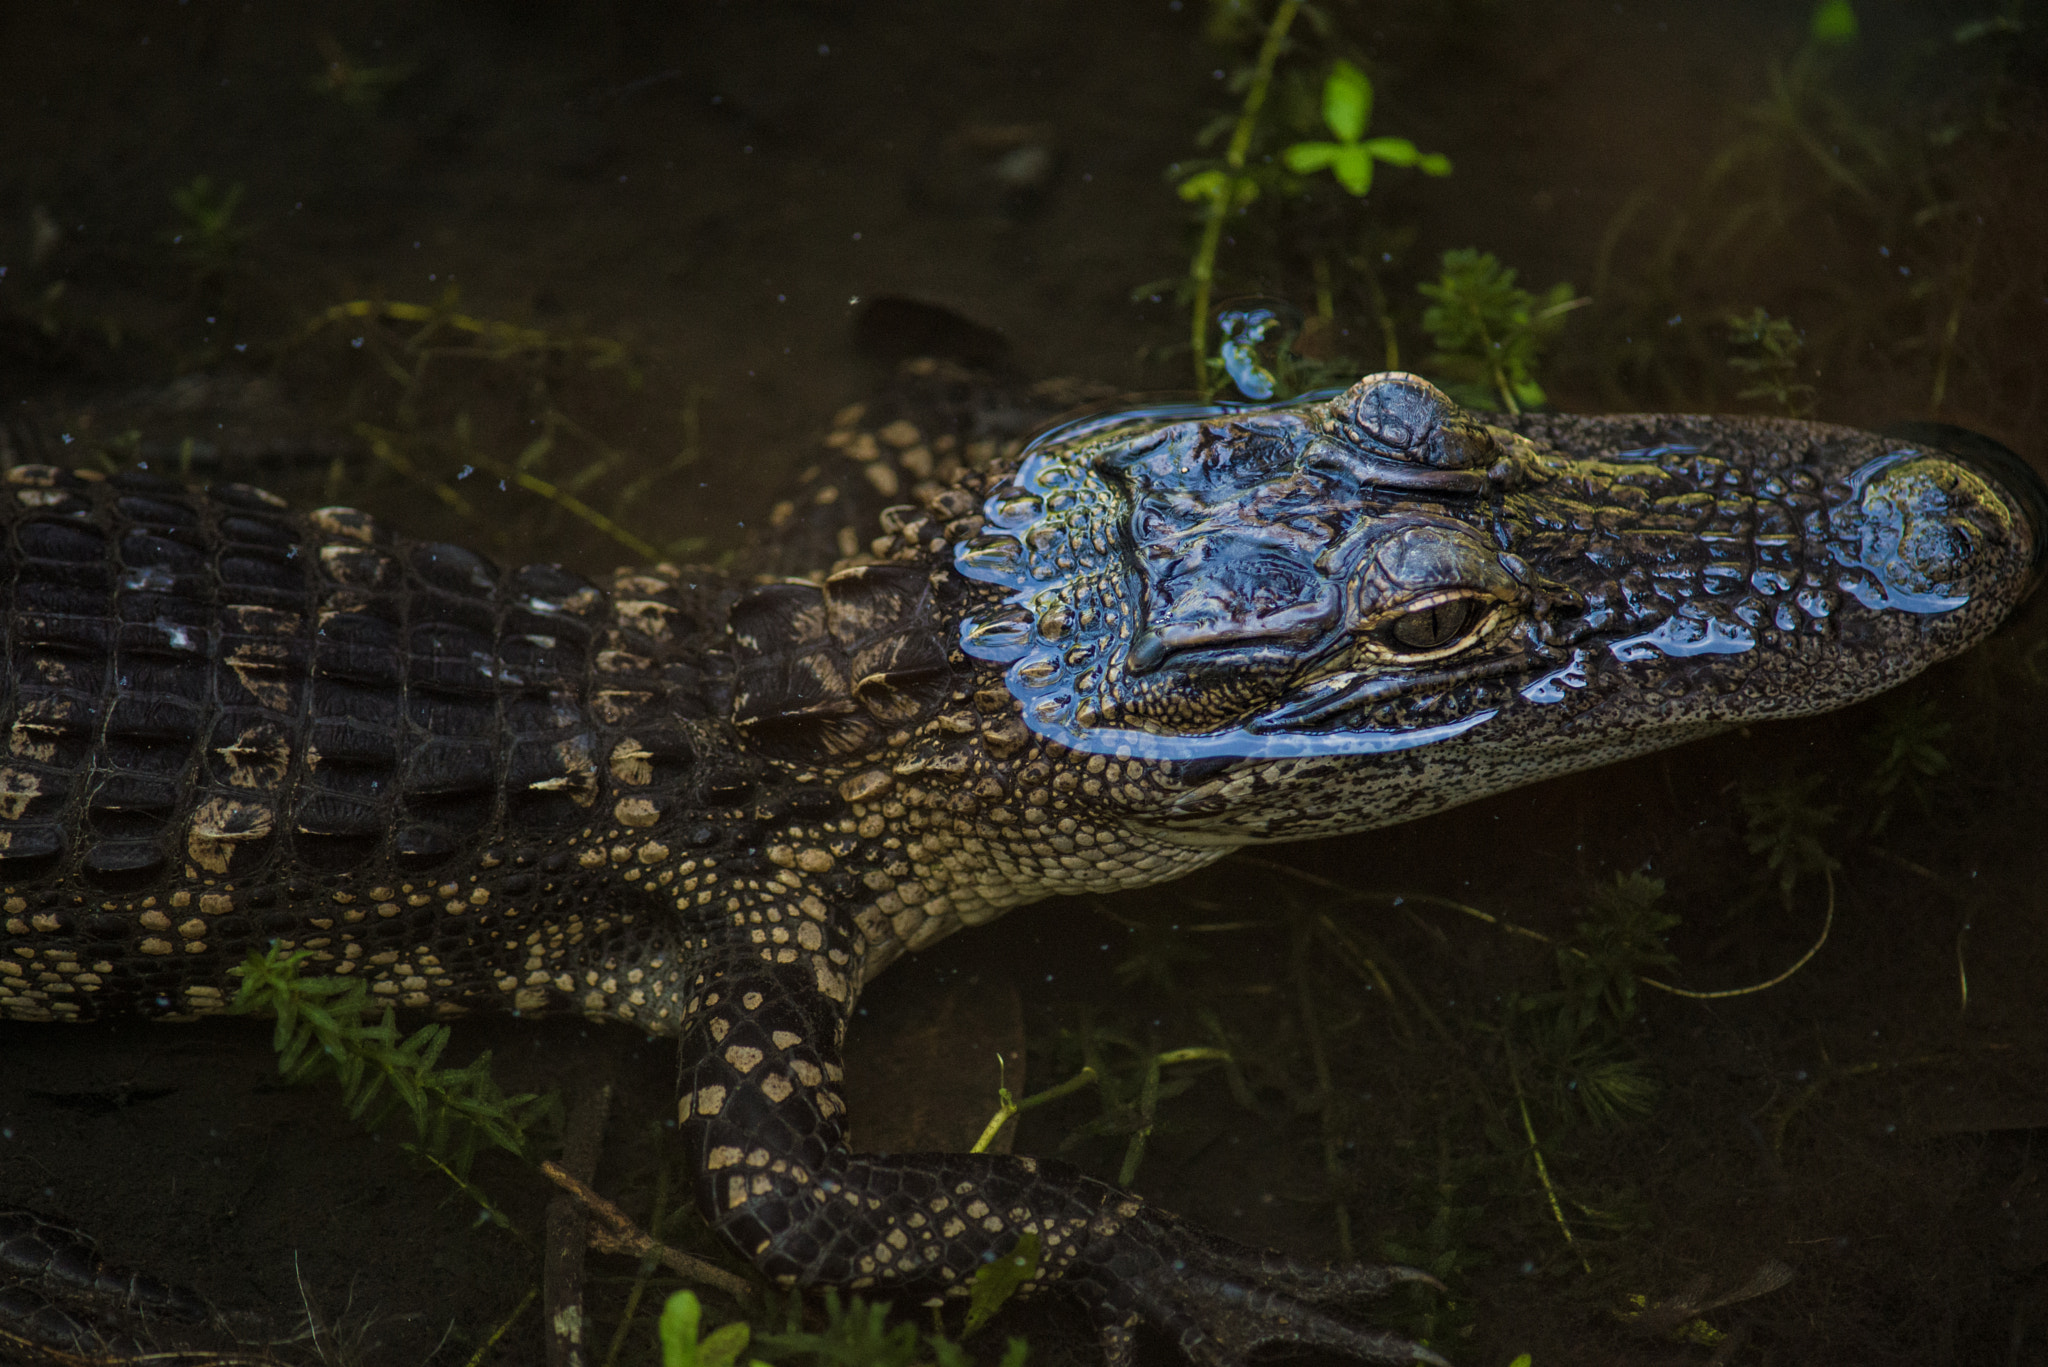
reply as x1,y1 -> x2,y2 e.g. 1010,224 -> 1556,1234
0,372 -> 2041,1365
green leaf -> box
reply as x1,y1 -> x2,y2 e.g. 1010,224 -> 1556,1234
1321,60 -> 1372,143
1810,0 -> 1858,43
697,1322 -> 753,1367
1282,141 -> 1342,174
1362,136 -> 1418,166
1331,145 -> 1374,196
659,1290 -> 702,1367
1417,151 -> 1454,176
966,1232 -> 1042,1335
659,1291 -> 760,1367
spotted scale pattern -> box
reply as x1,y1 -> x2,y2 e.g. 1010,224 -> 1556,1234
0,461 -> 757,1024
3,369 -> 2039,1367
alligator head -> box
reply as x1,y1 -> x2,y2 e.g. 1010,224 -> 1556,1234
956,373 -> 2045,842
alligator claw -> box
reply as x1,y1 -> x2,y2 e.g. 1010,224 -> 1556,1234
1073,1204 -> 1448,1367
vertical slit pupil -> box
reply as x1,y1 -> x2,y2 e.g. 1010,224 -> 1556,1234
1390,599 -> 1475,651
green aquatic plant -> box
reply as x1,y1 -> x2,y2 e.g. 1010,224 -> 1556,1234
1724,307 -> 1817,416
755,1290 -> 1029,1367
1169,6 -> 1450,394
1507,874 -> 1677,1129
1589,0 -> 2041,419
964,1234 -> 1041,1337
1862,696 -> 1952,835
1377,1173 -> 1483,1347
1173,0 -> 1303,394
1418,249 -> 1582,413
312,34 -> 415,111
1280,61 -> 1452,197
645,1226 -> 1034,1367
1512,996 -> 1661,1131
1740,774 -> 1840,899
1810,0 -> 1860,44
1028,1014 -> 1234,1186
166,175 -> 248,276
300,291 -> 708,565
1555,873 -> 1681,1034
229,944 -> 560,1175
660,1291 -> 769,1367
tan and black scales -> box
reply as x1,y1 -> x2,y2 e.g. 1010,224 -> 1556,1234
1,370 -> 2043,1366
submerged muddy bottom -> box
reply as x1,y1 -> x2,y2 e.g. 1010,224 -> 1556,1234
2,2 -> 2045,1364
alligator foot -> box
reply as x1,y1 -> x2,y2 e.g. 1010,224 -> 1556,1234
687,967 -> 1446,1366
0,1205 -> 287,1366
1070,1205 -> 1449,1367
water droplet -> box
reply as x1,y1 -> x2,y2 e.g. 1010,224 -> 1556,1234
985,490 -> 1043,530
959,611 -> 1034,662
954,533 -> 1028,586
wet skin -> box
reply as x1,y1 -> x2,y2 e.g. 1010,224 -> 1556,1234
0,373 -> 2040,1365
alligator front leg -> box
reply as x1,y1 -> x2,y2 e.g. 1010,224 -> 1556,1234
677,939 -> 1445,1366
0,1206 -> 261,1364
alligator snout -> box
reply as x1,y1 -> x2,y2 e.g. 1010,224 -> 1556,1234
1910,426 -> 2046,579
1851,456 -> 2016,604
1837,430 -> 2044,615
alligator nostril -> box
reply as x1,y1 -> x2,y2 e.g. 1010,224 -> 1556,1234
1849,454 -> 2008,606
1881,421 -> 2048,577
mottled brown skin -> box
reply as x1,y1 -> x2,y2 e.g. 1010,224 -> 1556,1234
0,372 -> 2040,1366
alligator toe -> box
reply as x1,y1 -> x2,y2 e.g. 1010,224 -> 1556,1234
1072,1205 -> 1448,1366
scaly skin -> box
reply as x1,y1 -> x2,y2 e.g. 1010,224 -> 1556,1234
0,373 -> 2040,1365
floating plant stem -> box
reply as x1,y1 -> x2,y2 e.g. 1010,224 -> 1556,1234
1180,0 -> 1301,394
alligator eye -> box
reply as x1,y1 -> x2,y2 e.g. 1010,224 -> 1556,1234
1380,598 -> 1478,653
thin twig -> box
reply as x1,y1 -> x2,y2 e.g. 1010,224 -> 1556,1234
600,1160 -> 671,1367
462,1287 -> 539,1367
546,1082 -> 615,1367
540,1162 -> 759,1304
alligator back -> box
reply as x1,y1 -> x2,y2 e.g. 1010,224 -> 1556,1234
0,463 -> 750,1020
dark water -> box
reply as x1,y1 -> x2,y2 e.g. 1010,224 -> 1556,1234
1,3 -> 2044,1364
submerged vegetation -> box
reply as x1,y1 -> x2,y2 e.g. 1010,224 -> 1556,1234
1151,2 -> 1596,417
1722,307 -> 1816,417
1157,2 -> 1459,398
1148,0 -> 2046,445
165,174 -> 249,282
230,945 -> 560,1177
1417,251 -> 1582,415
296,291 -> 710,567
